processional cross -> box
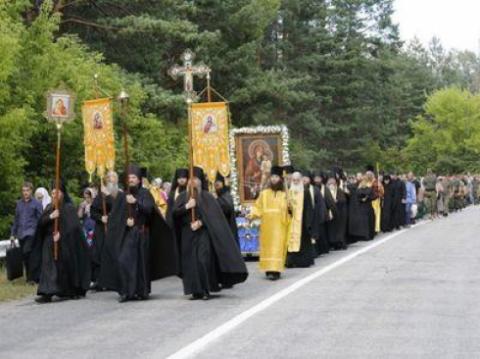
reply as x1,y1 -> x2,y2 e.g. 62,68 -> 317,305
168,49 -> 211,103
169,50 -> 211,221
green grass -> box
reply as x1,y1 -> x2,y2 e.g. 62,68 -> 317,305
0,266 -> 36,302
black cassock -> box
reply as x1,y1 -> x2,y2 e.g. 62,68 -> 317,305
173,190 -> 248,296
286,186 -> 317,268
327,188 -> 349,249
166,187 -> 187,254
216,188 -> 240,246
348,184 -> 374,241
115,187 -> 177,298
90,193 -> 111,284
381,181 -> 395,232
94,192 -> 125,291
30,202 -> 90,297
315,184 -> 336,255
392,179 -> 406,229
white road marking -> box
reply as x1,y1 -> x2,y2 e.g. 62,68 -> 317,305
164,222 -> 427,359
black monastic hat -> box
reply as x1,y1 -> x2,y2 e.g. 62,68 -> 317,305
271,165 -> 284,177
127,164 -> 142,179
215,172 -> 225,184
175,168 -> 189,178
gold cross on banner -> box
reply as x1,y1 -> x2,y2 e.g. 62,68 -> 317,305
168,49 -> 211,103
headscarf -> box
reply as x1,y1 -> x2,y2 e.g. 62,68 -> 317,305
35,187 -> 51,209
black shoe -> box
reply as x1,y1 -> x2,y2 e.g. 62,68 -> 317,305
266,272 -> 274,280
137,294 -> 149,301
118,295 -> 129,303
271,272 -> 281,281
190,293 -> 203,300
35,295 -> 52,304
202,293 -> 211,301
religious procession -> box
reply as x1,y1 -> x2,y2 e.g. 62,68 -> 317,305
4,45 -> 478,304
3,2 -> 480,358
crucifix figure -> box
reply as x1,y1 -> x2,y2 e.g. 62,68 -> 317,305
168,49 -> 211,103
169,49 -> 211,222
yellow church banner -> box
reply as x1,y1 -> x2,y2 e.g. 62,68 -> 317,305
82,98 -> 115,180
191,102 -> 231,182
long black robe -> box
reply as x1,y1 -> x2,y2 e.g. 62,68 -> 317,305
392,179 -> 406,229
30,202 -> 91,297
327,188 -> 348,249
90,193 -> 111,284
315,184 -> 336,255
286,186 -> 317,267
95,192 -> 125,291
348,184 -> 374,241
381,182 -> 395,232
116,187 -> 177,298
216,188 -> 240,246
173,190 -> 248,296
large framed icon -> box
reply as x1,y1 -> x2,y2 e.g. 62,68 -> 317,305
229,125 -> 290,257
229,125 -> 290,209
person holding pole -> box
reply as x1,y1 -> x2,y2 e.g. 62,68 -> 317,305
30,180 -> 91,303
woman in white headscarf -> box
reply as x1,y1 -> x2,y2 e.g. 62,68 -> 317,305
34,187 -> 51,210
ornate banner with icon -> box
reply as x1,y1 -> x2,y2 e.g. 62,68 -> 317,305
191,102 -> 230,182
82,98 -> 115,180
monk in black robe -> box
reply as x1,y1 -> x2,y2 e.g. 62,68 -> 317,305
326,176 -> 349,250
116,165 -> 177,302
214,172 -> 239,247
91,171 -> 126,292
30,181 -> 90,303
391,174 -> 406,229
286,171 -> 317,268
166,168 -> 188,243
173,167 -> 248,300
381,175 -> 395,232
313,171 -> 336,255
348,175 -> 375,241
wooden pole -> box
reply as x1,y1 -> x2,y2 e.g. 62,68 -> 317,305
187,100 -> 196,222
53,124 -> 62,261
94,74 -> 108,230
121,102 -> 132,218
207,72 -> 212,103
100,176 -> 107,233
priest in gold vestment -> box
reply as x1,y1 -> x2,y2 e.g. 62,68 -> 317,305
249,166 -> 291,281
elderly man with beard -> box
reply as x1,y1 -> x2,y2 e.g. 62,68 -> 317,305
249,166 -> 291,280
312,171 -> 336,255
173,167 -> 248,300
30,180 -> 90,303
326,175 -> 349,250
92,171 -> 123,292
286,171 -> 317,268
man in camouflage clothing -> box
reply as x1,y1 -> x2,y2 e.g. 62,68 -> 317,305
422,169 -> 437,220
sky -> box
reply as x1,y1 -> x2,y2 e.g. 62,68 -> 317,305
393,0 -> 480,52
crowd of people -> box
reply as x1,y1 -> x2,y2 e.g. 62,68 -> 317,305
9,163 -> 478,304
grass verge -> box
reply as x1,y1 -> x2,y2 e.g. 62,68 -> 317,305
0,265 -> 36,302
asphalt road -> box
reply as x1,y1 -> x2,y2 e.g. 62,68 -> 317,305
1,207 -> 479,359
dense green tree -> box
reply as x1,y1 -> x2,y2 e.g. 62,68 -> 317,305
405,87 -> 480,174
0,0 -> 187,236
